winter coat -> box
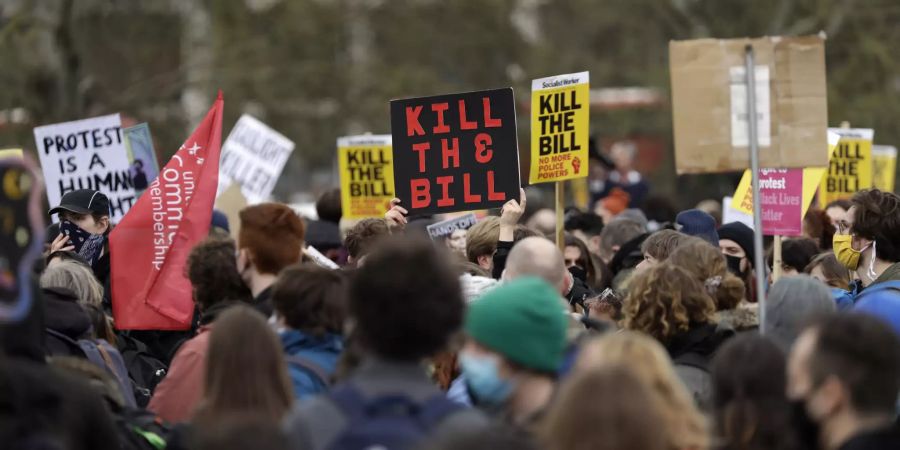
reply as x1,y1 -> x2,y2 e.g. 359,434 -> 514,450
148,301 -> 236,423
281,329 -> 342,400
665,323 -> 734,410
43,287 -> 92,356
284,357 -> 490,450
853,262 -> 900,335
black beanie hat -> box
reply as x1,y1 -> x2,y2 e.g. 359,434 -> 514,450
718,222 -> 755,268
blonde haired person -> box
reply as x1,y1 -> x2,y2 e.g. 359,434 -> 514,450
577,331 -> 710,450
539,365 -> 668,450
40,259 -> 104,308
667,238 -> 756,332
623,263 -> 733,409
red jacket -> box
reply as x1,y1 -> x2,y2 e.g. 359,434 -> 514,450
148,325 -> 212,423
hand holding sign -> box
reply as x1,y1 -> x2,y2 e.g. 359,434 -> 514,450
385,198 -> 408,229
499,188 -> 526,242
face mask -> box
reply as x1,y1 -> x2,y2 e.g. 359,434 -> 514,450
833,234 -> 870,270
459,352 -> 514,406
725,255 -> 744,276
59,220 -> 104,268
789,399 -> 820,449
568,265 -> 587,283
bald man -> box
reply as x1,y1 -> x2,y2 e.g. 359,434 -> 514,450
504,236 -> 569,295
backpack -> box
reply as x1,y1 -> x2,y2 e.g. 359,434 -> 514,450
116,333 -> 168,407
326,384 -> 465,450
45,328 -> 137,408
113,407 -> 172,450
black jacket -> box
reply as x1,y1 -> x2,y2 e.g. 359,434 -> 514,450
666,323 -> 734,410
839,423 -> 900,450
0,358 -> 121,450
43,287 -> 92,357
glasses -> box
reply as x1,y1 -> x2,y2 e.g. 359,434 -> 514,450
836,221 -> 852,235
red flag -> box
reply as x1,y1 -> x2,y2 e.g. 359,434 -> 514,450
110,93 -> 224,329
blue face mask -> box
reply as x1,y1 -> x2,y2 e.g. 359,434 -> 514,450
59,220 -> 104,268
458,352 -> 515,406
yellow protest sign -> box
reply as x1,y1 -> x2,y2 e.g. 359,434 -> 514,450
338,135 -> 395,219
529,72 -> 589,184
731,131 -> 838,216
872,145 -> 897,193
820,128 -> 873,205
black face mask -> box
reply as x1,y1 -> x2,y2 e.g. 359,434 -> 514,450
725,255 -> 745,276
568,265 -> 587,284
790,399 -> 820,450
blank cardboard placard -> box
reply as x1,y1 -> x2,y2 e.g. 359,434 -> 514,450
669,35 -> 828,174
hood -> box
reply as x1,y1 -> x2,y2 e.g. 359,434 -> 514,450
280,329 -> 342,354
873,262 -> 900,285
42,286 -> 90,339
716,302 -> 759,331
666,322 -> 734,358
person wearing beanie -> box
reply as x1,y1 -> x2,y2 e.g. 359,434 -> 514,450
675,209 -> 719,246
461,277 -> 568,431
718,221 -> 759,304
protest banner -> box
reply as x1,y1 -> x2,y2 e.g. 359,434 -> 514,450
33,114 -> 137,222
123,123 -> 160,196
735,169 -> 805,236
426,213 -> 477,240
390,88 -> 520,215
337,135 -> 395,219
669,35 -> 827,173
732,130 -> 839,218
110,93 -> 224,330
529,71 -> 589,184
872,145 -> 897,193
217,114 -> 294,204
819,128 -> 873,206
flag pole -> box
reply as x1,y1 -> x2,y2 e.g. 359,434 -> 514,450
556,180 -> 565,252
746,45 -> 767,332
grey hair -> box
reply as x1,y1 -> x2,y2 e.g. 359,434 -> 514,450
40,260 -> 104,308
764,275 -> 835,352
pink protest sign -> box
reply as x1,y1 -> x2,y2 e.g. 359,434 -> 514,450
758,169 -> 803,236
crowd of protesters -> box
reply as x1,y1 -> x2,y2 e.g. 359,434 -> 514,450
3,176 -> 900,450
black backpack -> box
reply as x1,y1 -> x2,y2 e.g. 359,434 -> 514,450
113,408 -> 172,450
325,384 -> 465,450
116,334 -> 168,407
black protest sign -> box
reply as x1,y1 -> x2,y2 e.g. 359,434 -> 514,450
390,88 -> 520,215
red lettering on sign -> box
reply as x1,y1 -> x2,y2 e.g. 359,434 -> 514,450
442,138 -> 460,169
475,133 -> 493,164
436,176 -> 454,207
411,178 -> 430,208
487,170 -> 505,201
432,103 -> 450,134
412,142 -> 430,173
406,106 -> 425,137
459,99 -> 477,130
483,97 -> 502,128
463,173 -> 481,203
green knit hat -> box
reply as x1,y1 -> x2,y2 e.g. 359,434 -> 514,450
464,277 -> 568,373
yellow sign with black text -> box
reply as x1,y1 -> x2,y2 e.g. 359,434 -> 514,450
338,135 -> 395,219
819,128 -> 873,206
529,72 -> 589,184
